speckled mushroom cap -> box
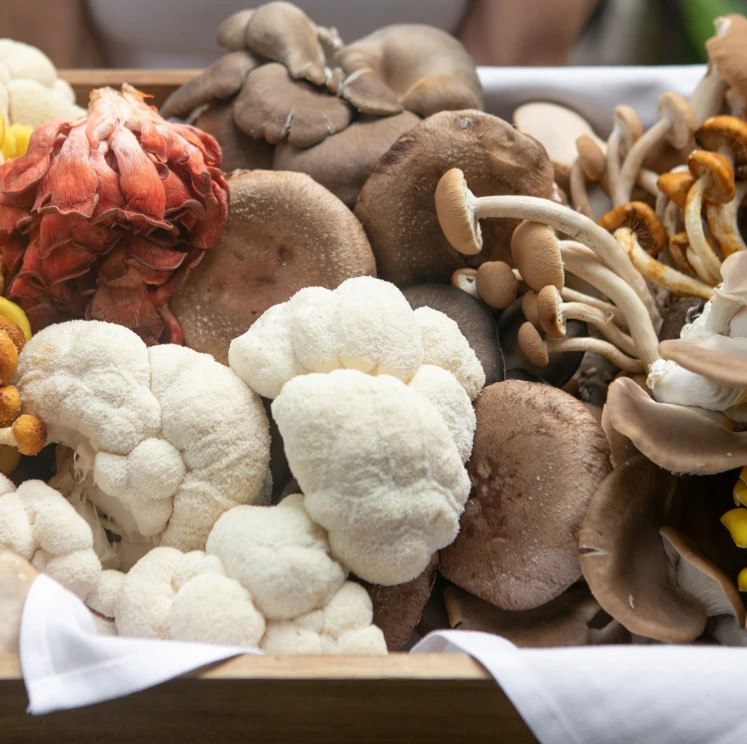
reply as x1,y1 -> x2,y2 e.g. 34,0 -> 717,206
439,380 -> 611,611
170,170 -> 376,364
579,456 -> 708,644
354,110 -> 555,286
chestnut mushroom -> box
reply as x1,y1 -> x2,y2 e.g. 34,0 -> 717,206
579,455 -> 708,643
439,380 -> 611,611
355,110 -> 555,286
170,170 -> 376,363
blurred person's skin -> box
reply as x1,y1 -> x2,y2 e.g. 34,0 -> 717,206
0,0 -> 598,69
459,0 -> 600,65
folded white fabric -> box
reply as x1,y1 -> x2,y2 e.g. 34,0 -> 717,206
478,65 -> 707,135
412,630 -> 747,744
20,574 -> 254,715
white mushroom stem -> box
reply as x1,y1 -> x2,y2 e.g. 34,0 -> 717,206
705,180 -> 747,257
558,242 -> 660,366
451,268 -> 478,298
545,336 -> 645,373
0,427 -> 19,449
636,168 -> 660,197
614,120 -> 673,205
561,286 -> 627,327
613,227 -> 715,300
684,178 -> 724,283
661,198 -> 682,238
569,159 -> 593,218
686,245 -> 715,284
470,194 -> 661,327
551,301 -> 637,356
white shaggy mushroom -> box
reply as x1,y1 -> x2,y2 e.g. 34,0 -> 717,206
0,476 -> 101,600
15,320 -> 271,569
272,369 -> 471,585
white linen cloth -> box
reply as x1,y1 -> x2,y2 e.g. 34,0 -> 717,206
478,65 -> 707,136
20,574 -> 254,714
19,574 -> 747,743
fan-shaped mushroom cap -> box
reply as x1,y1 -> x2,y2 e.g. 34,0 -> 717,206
604,376 -> 747,474
233,63 -> 352,148
444,581 -> 630,647
334,25 -> 482,117
659,334 -> 747,388
355,110 -> 554,286
217,10 -> 255,51
439,380 -> 611,611
402,283 -> 504,386
159,51 -> 261,120
579,455 -> 707,643
273,111 -> 420,207
170,170 -> 376,363
244,1 -> 327,86
196,102 -> 274,172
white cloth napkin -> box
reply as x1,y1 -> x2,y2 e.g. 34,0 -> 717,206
412,630 -> 747,744
478,65 -> 707,136
20,574 -> 255,714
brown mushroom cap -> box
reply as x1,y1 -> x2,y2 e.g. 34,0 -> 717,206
597,201 -> 668,256
217,9 -> 255,51
705,15 -> 747,103
0,317 -> 26,355
579,455 -> 707,643
604,376 -> 747,474
577,134 -> 606,182
0,385 -> 21,428
0,550 -> 38,654
687,149 -> 736,203
510,220 -> 564,291
475,261 -> 518,310
0,331 -> 18,387
170,170 -> 376,364
517,321 -> 549,367
196,101 -> 274,172
355,110 -> 555,286
695,115 -> 747,166
244,1 -> 327,86
233,63 -> 352,148
439,380 -> 612,611
657,171 -> 695,210
12,414 -> 47,456
401,283 -> 504,385
273,111 -> 420,207
357,554 -> 439,651
513,102 -> 604,189
159,51 -> 260,120
444,581 -> 630,647
334,25 -> 483,117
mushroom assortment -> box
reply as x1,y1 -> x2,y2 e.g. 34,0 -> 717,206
3,11 -> 747,658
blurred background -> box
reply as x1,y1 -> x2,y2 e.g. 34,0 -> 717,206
2,0 -> 747,70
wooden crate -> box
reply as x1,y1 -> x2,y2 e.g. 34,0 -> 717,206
0,70 -> 537,743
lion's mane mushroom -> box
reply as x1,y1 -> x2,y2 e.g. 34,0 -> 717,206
333,25 -> 483,117
0,475 -> 101,600
228,276 -> 484,584
440,380 -> 612,611
355,110 -> 555,286
14,319 -> 271,569
170,169 -> 376,364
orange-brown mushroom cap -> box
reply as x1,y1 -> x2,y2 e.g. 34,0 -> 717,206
12,414 -> 47,456
658,171 -> 695,210
0,386 -> 22,428
0,331 -> 19,388
597,201 -> 668,256
687,149 -> 736,203
435,168 -> 482,256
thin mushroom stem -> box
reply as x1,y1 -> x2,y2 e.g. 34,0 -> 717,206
684,177 -> 724,283
545,336 -> 645,373
569,159 -> 594,218
705,180 -> 747,257
552,301 -> 638,356
614,118 -> 671,206
636,168 -> 660,197
662,198 -> 682,238
689,66 -> 728,126
469,195 -> 661,326
614,227 -> 715,300
558,242 -> 660,366
686,245 -> 715,284
560,286 -> 627,327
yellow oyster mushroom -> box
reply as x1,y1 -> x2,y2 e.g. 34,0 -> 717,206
721,507 -> 747,548
738,567 -> 747,593
734,467 -> 747,507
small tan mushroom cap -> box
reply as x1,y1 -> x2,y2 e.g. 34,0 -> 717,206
687,149 -> 736,203
355,110 -> 554,286
579,455 -> 707,643
170,170 -> 376,364
12,414 -> 47,456
657,171 -> 695,210
475,261 -> 518,310
439,380 -> 611,611
434,168 -> 481,256
510,220 -> 564,291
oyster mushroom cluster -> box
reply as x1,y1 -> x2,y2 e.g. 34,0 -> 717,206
160,1 -> 483,206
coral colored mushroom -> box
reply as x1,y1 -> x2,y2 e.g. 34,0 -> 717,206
170,170 -> 376,364
439,380 -> 611,611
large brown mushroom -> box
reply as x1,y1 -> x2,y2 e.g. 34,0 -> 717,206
579,455 -> 708,643
355,110 -> 555,286
439,380 -> 611,611
169,170 -> 376,363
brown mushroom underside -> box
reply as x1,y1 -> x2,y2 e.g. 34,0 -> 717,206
439,380 -> 611,611
354,110 -> 555,286
170,170 -> 376,363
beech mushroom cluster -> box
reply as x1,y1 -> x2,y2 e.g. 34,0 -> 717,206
160,2 -> 483,206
